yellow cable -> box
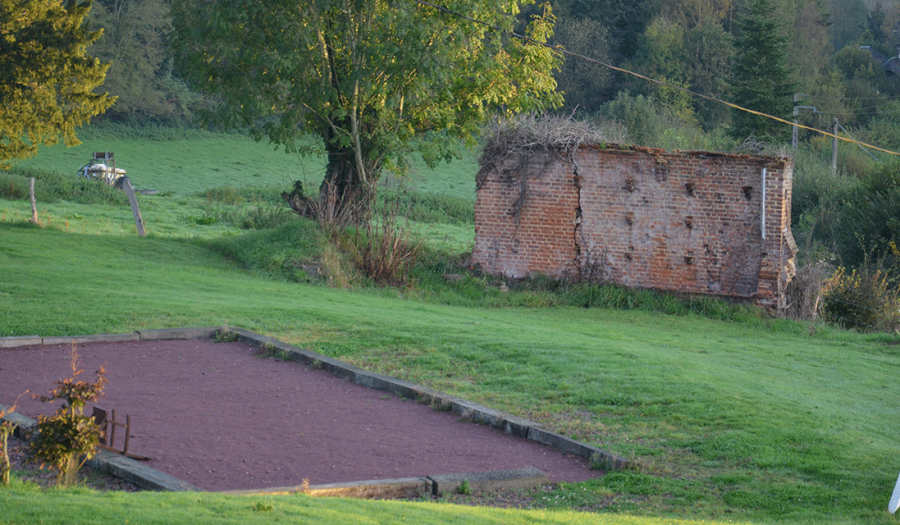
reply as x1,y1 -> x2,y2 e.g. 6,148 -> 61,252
414,0 -> 900,157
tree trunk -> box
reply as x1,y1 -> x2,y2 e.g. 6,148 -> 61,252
0,428 -> 11,486
59,454 -> 80,488
319,138 -> 379,223
283,137 -> 382,225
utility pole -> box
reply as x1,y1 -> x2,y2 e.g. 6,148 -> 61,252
832,118 -> 839,172
792,94 -> 814,151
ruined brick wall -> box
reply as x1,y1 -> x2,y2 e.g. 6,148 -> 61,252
471,145 -> 797,311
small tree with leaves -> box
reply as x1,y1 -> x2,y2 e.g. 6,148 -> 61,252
29,345 -> 107,487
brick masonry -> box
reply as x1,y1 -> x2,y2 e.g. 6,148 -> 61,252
472,144 -> 797,312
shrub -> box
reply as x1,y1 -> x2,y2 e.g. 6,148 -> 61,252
823,265 -> 900,332
341,194 -> 421,287
29,345 -> 107,487
832,160 -> 900,269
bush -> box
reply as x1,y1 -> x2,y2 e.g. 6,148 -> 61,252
832,160 -> 900,269
29,345 -> 107,487
823,265 -> 900,332
341,194 -> 421,287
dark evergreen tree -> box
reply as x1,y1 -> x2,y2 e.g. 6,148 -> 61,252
556,0 -> 659,59
729,0 -> 795,142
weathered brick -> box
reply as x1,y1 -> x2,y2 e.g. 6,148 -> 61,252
472,146 -> 796,312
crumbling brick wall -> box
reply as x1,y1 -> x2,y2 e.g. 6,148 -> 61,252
472,144 -> 797,311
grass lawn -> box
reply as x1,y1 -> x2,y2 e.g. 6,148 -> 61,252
1,127 -> 899,525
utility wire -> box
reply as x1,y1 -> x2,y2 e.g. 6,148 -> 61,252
838,122 -> 881,161
413,0 -> 900,157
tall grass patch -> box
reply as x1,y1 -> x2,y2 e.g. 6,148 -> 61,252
198,186 -> 294,230
0,167 -> 127,206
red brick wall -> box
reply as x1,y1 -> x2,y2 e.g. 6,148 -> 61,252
472,145 -> 797,311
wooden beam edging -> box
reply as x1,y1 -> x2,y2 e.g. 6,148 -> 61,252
0,328 -> 222,348
226,327 -> 631,472
0,325 -> 630,493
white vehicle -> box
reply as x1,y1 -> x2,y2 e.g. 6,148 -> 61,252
78,151 -> 126,186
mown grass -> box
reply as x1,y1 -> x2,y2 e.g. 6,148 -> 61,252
1,127 -> 899,525
0,480 -> 701,525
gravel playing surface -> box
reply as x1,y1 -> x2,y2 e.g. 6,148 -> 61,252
1,339 -> 601,491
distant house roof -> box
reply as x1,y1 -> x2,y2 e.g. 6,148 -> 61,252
860,46 -> 900,77
885,57 -> 900,76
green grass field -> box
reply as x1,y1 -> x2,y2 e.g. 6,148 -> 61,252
1,128 -> 899,525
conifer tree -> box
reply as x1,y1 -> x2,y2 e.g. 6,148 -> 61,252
0,0 -> 113,167
729,0 -> 795,142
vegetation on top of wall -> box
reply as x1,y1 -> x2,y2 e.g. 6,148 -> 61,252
478,114 -> 624,188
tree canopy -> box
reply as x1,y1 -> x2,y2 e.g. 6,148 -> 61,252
0,0 -> 113,167
88,0 -> 200,124
550,16 -> 612,113
170,0 -> 563,200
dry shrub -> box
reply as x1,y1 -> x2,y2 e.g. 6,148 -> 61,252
731,135 -> 791,158
785,261 -> 832,321
823,265 -> 900,332
342,194 -> 421,287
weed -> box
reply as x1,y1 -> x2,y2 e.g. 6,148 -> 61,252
252,502 -> 273,512
458,479 -> 472,495
214,328 -> 239,343
255,344 -> 296,362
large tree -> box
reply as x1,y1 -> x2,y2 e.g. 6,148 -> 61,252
170,0 -> 562,204
729,0 -> 795,142
0,0 -> 114,167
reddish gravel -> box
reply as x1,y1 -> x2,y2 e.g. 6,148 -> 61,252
0,339 -> 601,491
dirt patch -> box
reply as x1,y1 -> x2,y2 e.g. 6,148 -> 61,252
0,339 -> 601,492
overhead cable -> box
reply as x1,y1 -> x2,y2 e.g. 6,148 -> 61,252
413,0 -> 900,157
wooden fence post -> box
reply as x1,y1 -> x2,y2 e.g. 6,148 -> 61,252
121,178 -> 146,237
29,178 -> 38,224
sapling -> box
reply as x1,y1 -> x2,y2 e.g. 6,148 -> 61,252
29,344 -> 107,487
